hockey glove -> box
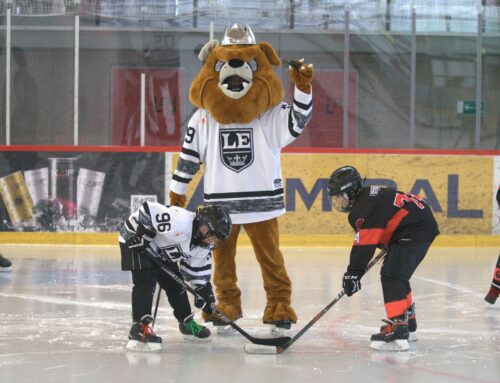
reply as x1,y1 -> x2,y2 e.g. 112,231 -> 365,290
125,223 -> 156,251
194,282 -> 215,314
342,269 -> 363,297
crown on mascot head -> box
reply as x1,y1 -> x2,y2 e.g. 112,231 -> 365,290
221,23 -> 256,46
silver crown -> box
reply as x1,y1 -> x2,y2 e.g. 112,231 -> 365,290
221,24 -> 256,46
228,154 -> 247,166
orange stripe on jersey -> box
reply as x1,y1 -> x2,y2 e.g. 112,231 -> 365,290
353,228 -> 385,245
380,209 -> 409,246
406,291 -> 413,307
385,299 -> 408,318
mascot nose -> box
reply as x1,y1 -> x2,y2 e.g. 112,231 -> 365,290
228,59 -> 244,68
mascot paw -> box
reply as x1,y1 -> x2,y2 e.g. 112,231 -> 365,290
263,303 -> 298,325
202,303 -> 242,324
289,58 -> 314,94
169,191 -> 187,208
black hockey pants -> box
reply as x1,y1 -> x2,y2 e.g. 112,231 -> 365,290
131,265 -> 192,323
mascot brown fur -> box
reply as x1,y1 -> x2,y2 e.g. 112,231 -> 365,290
190,42 -> 284,124
170,24 -> 313,330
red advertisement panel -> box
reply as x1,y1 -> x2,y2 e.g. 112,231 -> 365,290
112,68 -> 184,146
287,70 -> 357,148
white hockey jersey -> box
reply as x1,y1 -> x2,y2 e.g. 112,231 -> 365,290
119,202 -> 212,286
170,87 -> 313,224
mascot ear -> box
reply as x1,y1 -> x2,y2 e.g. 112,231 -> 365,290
258,42 -> 281,67
198,39 -> 219,62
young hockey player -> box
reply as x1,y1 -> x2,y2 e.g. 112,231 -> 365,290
0,254 -> 12,272
119,202 -> 232,351
328,166 -> 439,351
484,186 -> 500,304
485,254 -> 500,304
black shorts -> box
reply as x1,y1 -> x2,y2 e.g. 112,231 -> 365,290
380,240 -> 434,281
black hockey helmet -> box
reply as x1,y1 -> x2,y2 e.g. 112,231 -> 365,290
192,205 -> 232,249
328,166 -> 363,212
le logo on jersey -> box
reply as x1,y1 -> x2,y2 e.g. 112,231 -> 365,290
219,129 -> 254,173
159,244 -> 186,262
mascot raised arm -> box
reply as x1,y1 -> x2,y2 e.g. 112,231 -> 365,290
170,24 -> 313,334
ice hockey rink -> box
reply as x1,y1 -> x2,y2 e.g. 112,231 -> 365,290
0,245 -> 498,383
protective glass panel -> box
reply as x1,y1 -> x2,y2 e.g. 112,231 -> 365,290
10,9 -> 74,145
0,13 -> 5,145
481,6 -> 500,149
350,5 -> 412,148
414,8 -> 478,149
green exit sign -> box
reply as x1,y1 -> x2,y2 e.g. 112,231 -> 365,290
457,100 -> 484,115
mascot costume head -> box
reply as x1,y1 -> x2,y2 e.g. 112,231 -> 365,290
189,23 -> 311,124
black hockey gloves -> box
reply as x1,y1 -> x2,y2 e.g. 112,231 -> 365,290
342,269 -> 363,296
194,282 -> 215,314
126,223 -> 156,252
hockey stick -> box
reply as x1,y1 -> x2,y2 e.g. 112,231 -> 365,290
142,247 -> 291,347
245,249 -> 388,354
152,283 -> 161,328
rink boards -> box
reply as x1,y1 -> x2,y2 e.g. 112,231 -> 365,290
0,151 -> 499,246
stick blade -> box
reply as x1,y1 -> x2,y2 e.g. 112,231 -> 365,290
244,343 -> 279,354
251,335 -> 291,347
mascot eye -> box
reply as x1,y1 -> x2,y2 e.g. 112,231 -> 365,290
248,59 -> 258,72
214,60 -> 225,72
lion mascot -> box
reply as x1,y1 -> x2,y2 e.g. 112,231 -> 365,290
170,24 -> 313,334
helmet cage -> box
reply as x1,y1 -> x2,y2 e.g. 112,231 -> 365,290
329,192 -> 352,213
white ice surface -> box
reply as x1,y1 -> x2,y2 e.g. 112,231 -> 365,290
0,245 -> 498,383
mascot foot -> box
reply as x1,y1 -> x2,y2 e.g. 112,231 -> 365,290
202,304 -> 242,324
263,303 -> 297,329
203,304 -> 242,335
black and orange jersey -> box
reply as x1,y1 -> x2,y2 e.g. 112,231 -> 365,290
347,186 -> 439,272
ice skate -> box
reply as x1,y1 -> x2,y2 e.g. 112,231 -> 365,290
379,304 -> 417,342
0,254 -> 12,272
407,303 -> 417,341
179,318 -> 212,342
370,315 -> 409,351
206,317 -> 237,335
126,314 -> 162,352
484,286 -> 499,305
203,306 -> 241,335
269,319 -> 292,337
214,321 -> 237,335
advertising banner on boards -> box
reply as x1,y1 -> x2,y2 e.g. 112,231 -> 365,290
0,152 -> 164,232
180,153 -> 495,236
0,151 -> 496,237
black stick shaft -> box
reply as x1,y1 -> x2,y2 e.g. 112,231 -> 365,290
152,283 -> 161,328
142,247 -> 290,347
277,249 -> 388,353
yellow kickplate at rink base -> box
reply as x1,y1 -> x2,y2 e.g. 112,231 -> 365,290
0,232 -> 118,245
0,232 -> 500,247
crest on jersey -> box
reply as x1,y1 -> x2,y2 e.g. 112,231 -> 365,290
159,244 -> 186,262
219,129 -> 254,173
355,218 -> 365,231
